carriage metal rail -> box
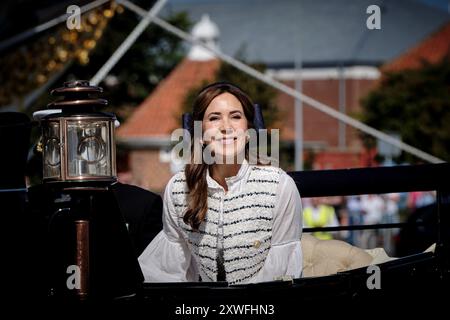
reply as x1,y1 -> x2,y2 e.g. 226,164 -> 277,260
288,162 -> 450,276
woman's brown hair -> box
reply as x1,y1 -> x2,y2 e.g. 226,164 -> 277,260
183,82 -> 255,230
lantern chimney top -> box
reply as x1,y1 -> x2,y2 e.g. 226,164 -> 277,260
47,80 -> 107,112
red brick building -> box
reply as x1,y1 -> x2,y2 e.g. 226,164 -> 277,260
271,69 -> 379,170
117,16 -> 221,192
382,22 -> 450,72
118,3 -> 449,193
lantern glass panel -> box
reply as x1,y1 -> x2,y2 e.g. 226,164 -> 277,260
43,121 -> 61,179
67,120 -> 110,177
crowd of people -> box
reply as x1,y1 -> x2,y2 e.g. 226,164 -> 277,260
302,191 -> 436,256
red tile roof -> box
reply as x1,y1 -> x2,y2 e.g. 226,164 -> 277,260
383,22 -> 450,72
118,58 -> 220,138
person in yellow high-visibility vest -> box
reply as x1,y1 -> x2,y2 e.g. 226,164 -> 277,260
303,198 -> 339,240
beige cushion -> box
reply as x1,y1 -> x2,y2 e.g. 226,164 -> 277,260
364,247 -> 397,265
364,242 -> 436,264
301,234 -> 373,277
301,234 -> 437,278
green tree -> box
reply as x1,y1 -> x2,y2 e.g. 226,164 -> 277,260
361,56 -> 450,163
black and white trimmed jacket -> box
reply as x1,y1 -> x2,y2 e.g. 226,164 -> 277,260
138,161 -> 303,284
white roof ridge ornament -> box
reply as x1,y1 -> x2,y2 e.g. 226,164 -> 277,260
188,14 -> 220,61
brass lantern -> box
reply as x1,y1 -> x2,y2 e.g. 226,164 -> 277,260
38,80 -> 116,185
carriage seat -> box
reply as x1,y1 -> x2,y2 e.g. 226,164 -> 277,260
301,234 -> 373,277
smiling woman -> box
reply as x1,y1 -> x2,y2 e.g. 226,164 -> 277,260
138,82 -> 303,285
201,91 -> 249,164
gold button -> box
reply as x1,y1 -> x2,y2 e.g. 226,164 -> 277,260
253,240 -> 261,249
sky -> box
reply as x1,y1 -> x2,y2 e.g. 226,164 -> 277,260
170,0 -> 449,13
418,0 -> 449,12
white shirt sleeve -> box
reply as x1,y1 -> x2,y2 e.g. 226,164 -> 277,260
251,171 -> 303,282
138,177 -> 198,282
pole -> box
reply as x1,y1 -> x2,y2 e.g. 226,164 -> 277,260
338,65 -> 346,149
118,0 -> 445,164
90,0 -> 168,86
294,54 -> 303,171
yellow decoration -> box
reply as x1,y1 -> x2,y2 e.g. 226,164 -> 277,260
94,29 -> 103,39
88,12 -> 98,25
56,47 -> 68,61
83,39 -> 96,50
69,31 -> 78,42
36,74 -> 47,84
103,9 -> 113,18
78,50 -> 89,65
46,61 -> 56,71
0,1 -> 117,107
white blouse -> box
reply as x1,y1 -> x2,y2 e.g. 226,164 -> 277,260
138,162 -> 303,283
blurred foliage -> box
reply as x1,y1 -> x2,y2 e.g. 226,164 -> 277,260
2,1 -> 191,183
62,2 -> 191,123
22,1 -> 191,125
0,1 -> 116,108
361,56 -> 450,163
